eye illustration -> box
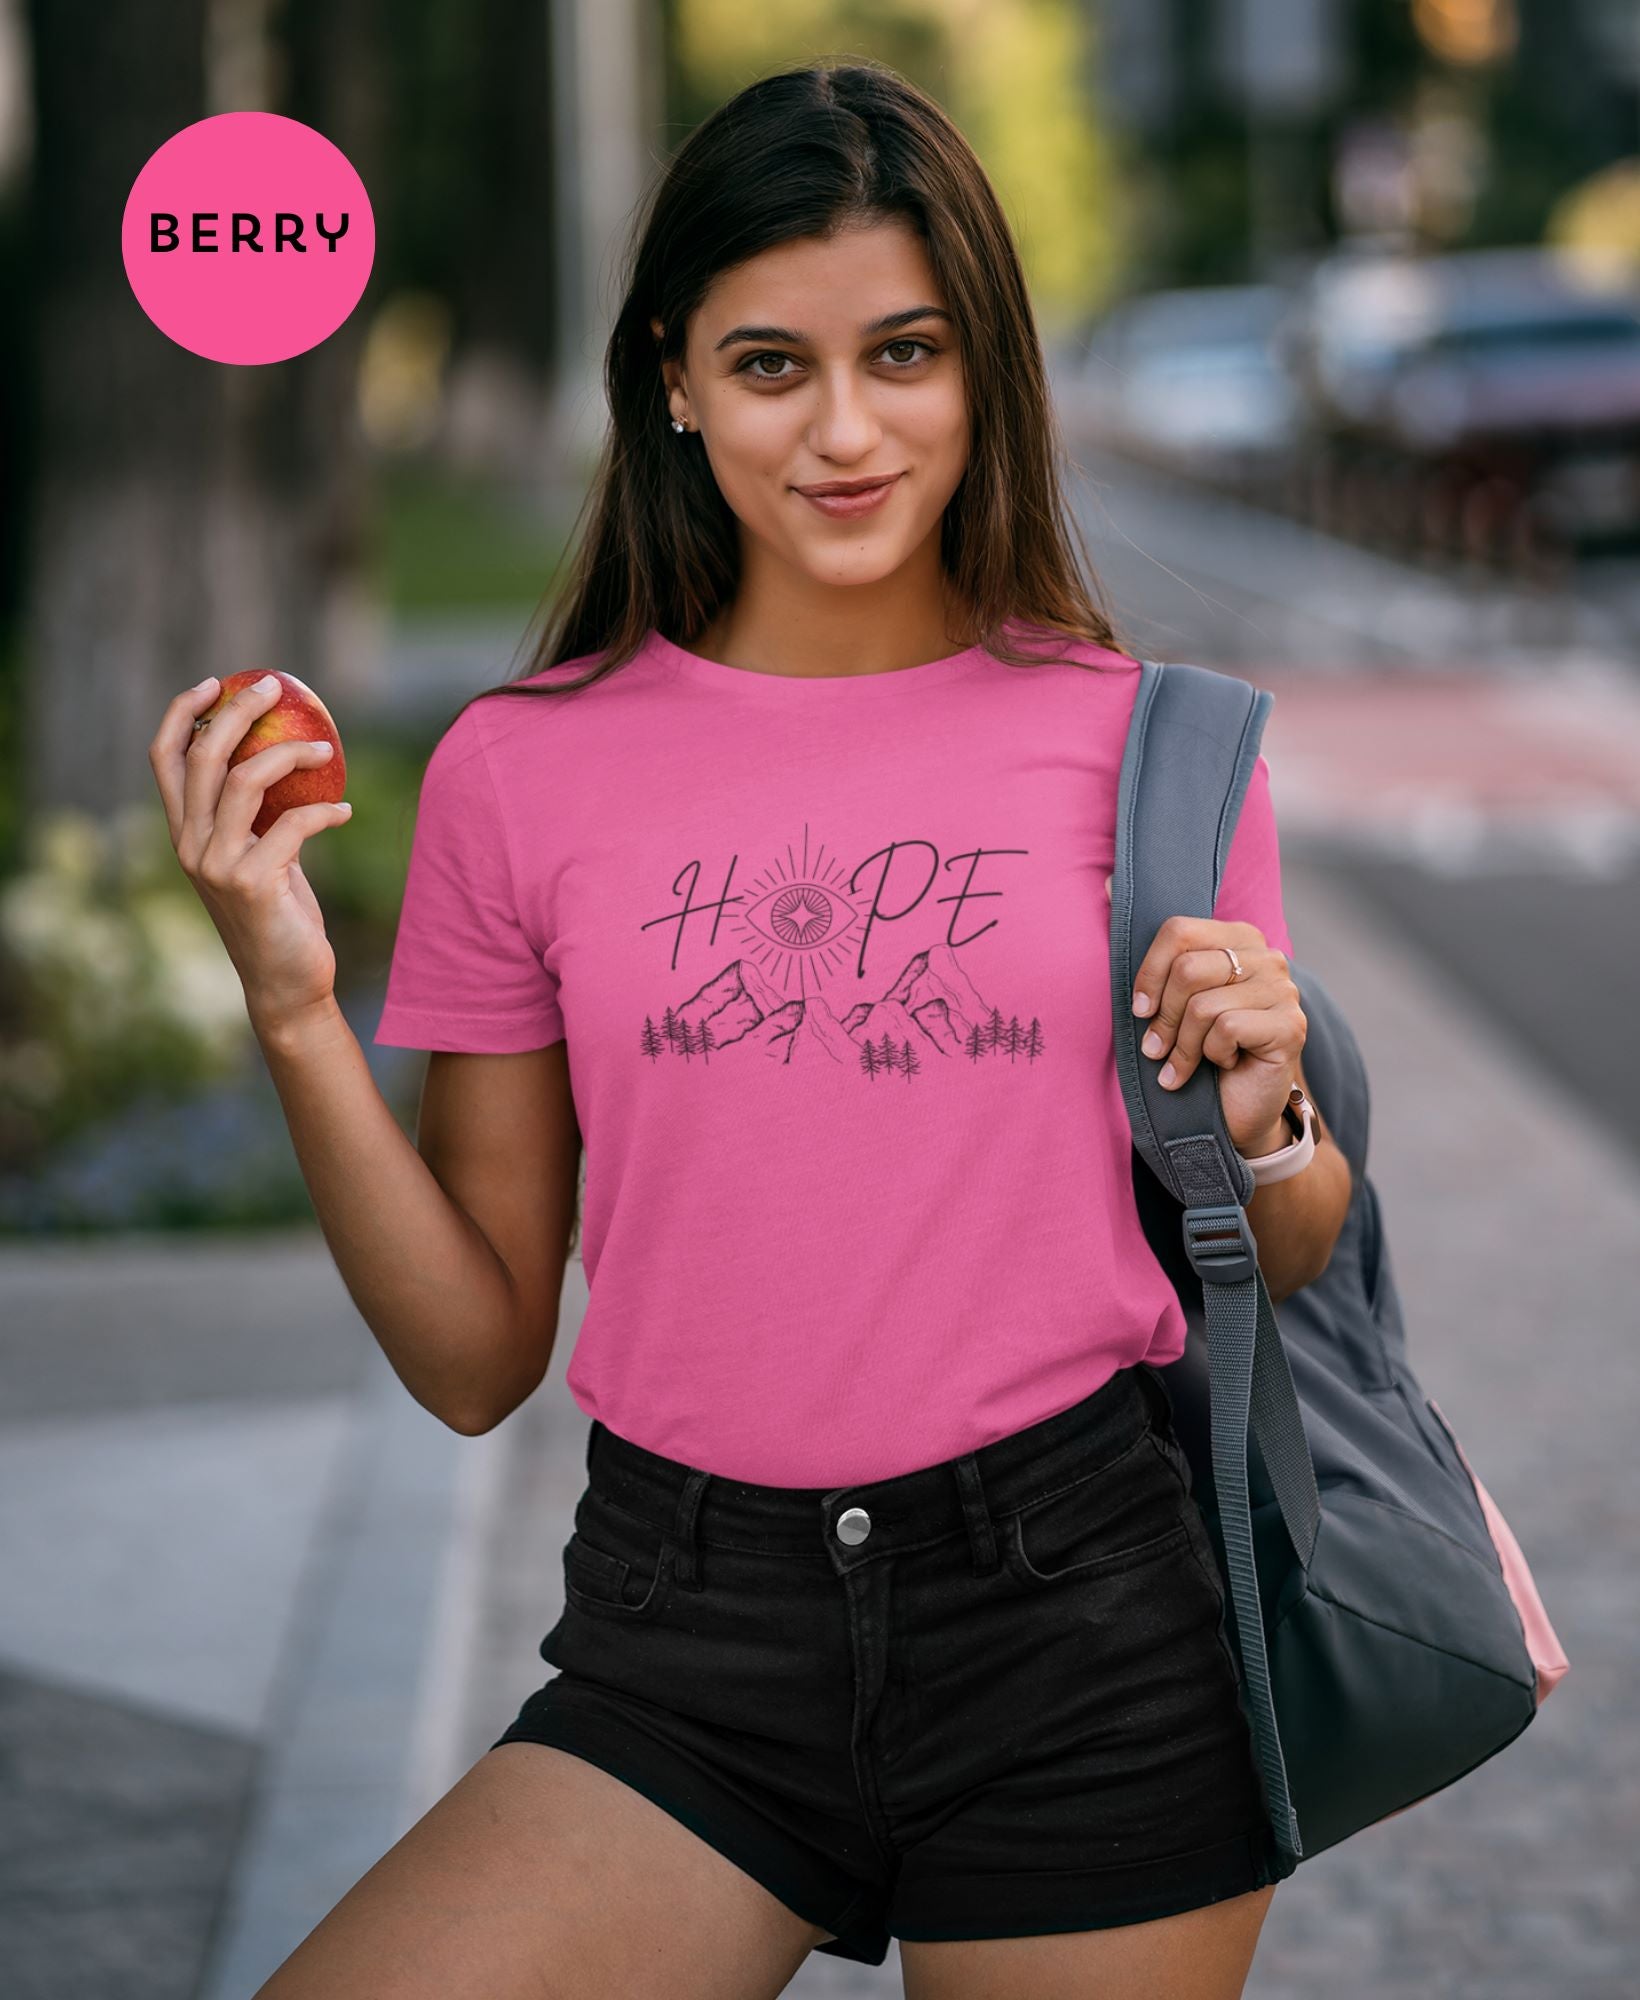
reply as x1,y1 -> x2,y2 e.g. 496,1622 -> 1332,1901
730,829 -> 863,991
744,880 -> 849,949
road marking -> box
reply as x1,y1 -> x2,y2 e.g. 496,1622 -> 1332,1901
1255,655 -> 1640,874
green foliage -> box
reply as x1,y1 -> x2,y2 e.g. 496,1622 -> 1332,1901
0,726 -> 424,1181
671,0 -> 1127,330
303,730 -> 430,927
375,457 -> 564,614
0,803 -> 248,1170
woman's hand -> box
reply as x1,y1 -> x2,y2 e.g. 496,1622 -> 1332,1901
148,673 -> 354,1038
1127,906 -> 1305,1159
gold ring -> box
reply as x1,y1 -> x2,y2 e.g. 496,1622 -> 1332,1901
1221,946 -> 1247,983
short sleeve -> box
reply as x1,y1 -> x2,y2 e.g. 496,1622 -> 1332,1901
372,704 -> 565,1053
1211,752 -> 1294,958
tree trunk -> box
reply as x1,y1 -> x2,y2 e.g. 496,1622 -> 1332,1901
23,0 -> 217,819
21,0 -> 386,823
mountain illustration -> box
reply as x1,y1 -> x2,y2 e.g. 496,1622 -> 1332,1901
670,958 -> 788,1052
885,943 -> 992,1024
652,940 -> 1034,1070
750,992 -> 860,1065
843,944 -> 991,1054
837,994 -> 931,1052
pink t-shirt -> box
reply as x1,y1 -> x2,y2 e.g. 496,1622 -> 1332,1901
373,625 -> 1293,1486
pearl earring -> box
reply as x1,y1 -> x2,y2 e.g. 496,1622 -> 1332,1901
671,418 -> 687,433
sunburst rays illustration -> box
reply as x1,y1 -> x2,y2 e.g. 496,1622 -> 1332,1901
726,823 -> 864,997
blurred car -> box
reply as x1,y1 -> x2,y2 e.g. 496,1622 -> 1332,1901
1286,245 -> 1640,551
1281,245 -> 1444,431
1066,283 -> 1302,482
1382,291 -> 1640,541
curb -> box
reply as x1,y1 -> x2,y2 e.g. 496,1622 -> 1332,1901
196,1341 -> 510,1998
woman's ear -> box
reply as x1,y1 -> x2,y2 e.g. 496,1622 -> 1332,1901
657,351 -> 688,428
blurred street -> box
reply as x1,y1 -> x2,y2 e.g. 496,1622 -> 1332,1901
4,450 -> 1637,1996
5,1 -> 1638,1989
1068,438 -> 1640,1159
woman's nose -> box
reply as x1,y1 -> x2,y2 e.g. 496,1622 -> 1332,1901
806,378 -> 880,454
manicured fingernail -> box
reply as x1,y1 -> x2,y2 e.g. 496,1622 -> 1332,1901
1142,1031 -> 1164,1057
1133,992 -> 1152,1016
1159,1062 -> 1177,1087
193,675 -> 218,692
256,674 -> 280,695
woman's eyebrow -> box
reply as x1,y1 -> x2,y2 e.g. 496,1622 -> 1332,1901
713,305 -> 953,353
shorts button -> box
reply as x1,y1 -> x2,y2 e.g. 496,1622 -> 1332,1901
835,1506 -> 872,1546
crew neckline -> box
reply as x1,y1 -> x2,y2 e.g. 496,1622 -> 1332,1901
642,625 -> 996,698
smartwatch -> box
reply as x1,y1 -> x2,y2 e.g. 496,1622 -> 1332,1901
1239,1084 -> 1318,1186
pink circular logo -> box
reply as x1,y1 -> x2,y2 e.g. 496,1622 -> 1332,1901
122,112 -> 375,365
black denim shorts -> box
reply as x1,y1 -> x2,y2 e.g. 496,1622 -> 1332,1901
490,1361 -> 1283,1967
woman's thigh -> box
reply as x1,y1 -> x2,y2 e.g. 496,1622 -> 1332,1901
900,1882 -> 1278,2000
251,1741 -> 833,2000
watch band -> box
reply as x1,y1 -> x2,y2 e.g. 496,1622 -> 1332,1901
1238,1085 -> 1318,1186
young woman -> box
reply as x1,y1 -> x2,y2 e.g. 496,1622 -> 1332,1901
153,59 -> 1352,2000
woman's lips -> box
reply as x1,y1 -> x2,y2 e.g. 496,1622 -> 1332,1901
794,473 -> 903,520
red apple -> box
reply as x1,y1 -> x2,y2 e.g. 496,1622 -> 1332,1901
200,668 -> 347,837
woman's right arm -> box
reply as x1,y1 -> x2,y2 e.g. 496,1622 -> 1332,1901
252,1002 -> 580,1433
150,674 -> 577,1435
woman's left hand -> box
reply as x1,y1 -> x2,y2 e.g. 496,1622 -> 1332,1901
1124,905 -> 1306,1158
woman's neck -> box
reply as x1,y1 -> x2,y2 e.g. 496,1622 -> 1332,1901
691,591 -> 973,682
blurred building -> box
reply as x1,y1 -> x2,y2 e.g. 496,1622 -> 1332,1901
1088,0 -> 1347,283
1085,0 -> 1640,285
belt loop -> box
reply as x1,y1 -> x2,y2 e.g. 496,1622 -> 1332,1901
670,1466 -> 711,1591
951,1453 -> 1000,1576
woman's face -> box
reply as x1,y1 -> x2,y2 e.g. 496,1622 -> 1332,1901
654,218 -> 969,593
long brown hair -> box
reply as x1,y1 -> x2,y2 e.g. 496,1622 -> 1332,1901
453,58 -> 1133,726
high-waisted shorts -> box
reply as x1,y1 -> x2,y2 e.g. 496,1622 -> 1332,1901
490,1360 -> 1284,1967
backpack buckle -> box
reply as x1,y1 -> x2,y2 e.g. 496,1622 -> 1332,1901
1182,1203 -> 1259,1285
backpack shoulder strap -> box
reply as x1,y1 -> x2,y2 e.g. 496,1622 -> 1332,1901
1111,655 -> 1318,1870
1110,657 -> 1270,1219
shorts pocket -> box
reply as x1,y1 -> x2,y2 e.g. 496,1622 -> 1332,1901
1001,1428 -> 1193,1590
1173,1497 -> 1246,1692
561,1490 -> 674,1620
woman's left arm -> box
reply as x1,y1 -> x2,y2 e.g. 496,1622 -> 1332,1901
1240,1062 -> 1353,1304
1128,914 -> 1354,1306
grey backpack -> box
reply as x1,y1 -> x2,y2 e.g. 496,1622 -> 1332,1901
1110,657 -> 1568,1876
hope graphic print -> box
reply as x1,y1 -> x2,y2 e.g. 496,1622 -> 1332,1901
636,826 -> 1046,1077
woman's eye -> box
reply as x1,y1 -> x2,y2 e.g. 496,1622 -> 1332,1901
735,339 -> 938,382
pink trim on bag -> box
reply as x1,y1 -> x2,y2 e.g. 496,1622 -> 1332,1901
1427,1397 -> 1569,1703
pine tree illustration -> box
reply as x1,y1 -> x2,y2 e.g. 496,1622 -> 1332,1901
662,1003 -> 682,1049
1025,1016 -> 1046,1061
879,1030 -> 897,1071
986,1004 -> 1006,1053
678,1018 -> 697,1061
861,1040 -> 880,1081
965,1021 -> 986,1062
698,1015 -> 716,1063
640,1016 -> 664,1062
901,1038 -> 921,1080
1006,1015 -> 1023,1060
